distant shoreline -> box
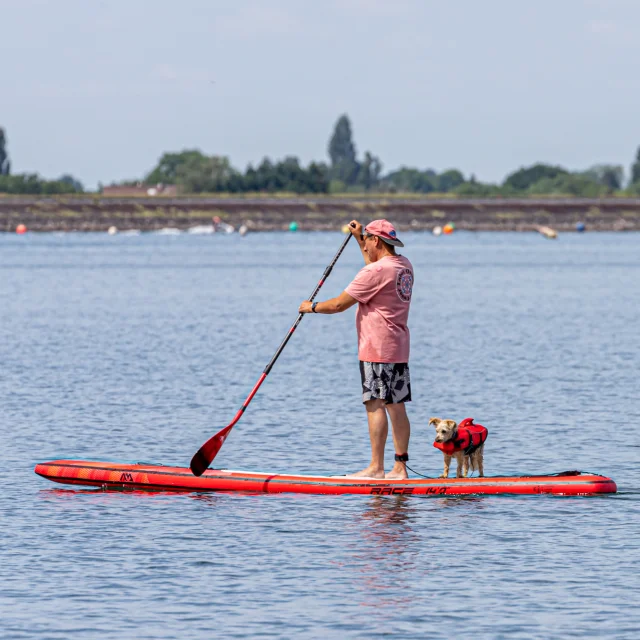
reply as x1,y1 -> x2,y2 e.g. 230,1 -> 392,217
1,195 -> 639,232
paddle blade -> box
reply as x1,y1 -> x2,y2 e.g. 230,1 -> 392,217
190,425 -> 234,476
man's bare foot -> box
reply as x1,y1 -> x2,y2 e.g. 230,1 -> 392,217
385,464 -> 409,480
346,466 -> 385,479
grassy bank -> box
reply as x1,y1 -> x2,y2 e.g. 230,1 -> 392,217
1,195 -> 640,232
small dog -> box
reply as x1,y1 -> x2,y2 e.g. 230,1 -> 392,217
429,417 -> 487,478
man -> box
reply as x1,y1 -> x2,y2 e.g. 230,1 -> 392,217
299,219 -> 414,479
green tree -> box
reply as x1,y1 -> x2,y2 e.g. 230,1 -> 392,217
454,180 -> 503,196
581,165 -> 624,192
244,164 -> 259,191
436,169 -> 465,192
176,154 -> 239,192
145,150 -> 205,184
255,158 -> 277,191
328,179 -> 346,194
359,151 -> 382,191
306,162 -> 329,193
382,167 -> 437,193
275,156 -> 305,192
504,164 -> 569,191
627,180 -> 640,195
58,174 -> 84,192
631,147 -> 640,185
0,173 -> 79,194
0,128 -> 10,176
528,174 -> 605,197
328,114 -> 359,185
146,149 -> 329,194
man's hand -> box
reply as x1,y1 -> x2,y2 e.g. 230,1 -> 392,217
299,300 -> 313,314
350,219 -> 370,264
349,220 -> 363,241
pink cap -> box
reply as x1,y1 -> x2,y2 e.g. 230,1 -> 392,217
364,219 -> 404,247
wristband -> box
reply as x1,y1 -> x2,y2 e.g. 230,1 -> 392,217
311,302 -> 318,313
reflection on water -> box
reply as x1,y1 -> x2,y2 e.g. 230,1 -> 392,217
435,495 -> 489,510
348,497 -> 420,607
348,495 -> 493,608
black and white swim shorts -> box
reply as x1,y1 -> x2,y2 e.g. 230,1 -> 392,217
359,361 -> 411,404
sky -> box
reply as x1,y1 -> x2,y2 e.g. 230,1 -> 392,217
2,0 -> 640,188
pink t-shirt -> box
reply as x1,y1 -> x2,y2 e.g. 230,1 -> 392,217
345,254 -> 413,363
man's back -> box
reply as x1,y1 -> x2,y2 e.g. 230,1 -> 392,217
346,254 -> 414,363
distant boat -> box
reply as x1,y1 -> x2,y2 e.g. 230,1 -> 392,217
154,228 -> 182,235
211,216 -> 234,234
214,222 -> 235,234
187,223 -> 235,234
536,225 -> 558,239
187,225 -> 215,235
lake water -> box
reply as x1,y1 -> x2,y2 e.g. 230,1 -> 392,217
1,230 -> 639,639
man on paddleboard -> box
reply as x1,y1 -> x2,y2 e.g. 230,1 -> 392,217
299,219 -> 413,479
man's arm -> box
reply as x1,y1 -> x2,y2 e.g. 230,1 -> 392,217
299,291 -> 358,315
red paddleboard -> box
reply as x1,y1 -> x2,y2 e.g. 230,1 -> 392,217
34,460 -> 617,496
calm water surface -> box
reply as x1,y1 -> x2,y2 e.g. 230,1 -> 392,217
1,231 -> 639,639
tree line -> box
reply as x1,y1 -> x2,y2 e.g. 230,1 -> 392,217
144,151 -> 330,194
2,118 -> 640,196
136,115 -> 640,197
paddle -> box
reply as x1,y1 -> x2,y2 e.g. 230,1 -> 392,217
190,225 -> 355,476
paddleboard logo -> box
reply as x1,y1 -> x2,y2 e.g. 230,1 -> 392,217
396,268 -> 413,302
120,472 -> 133,482
371,487 -> 415,495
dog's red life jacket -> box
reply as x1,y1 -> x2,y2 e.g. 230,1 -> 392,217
433,418 -> 488,456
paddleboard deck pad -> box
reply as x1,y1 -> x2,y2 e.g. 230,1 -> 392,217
35,460 -> 617,496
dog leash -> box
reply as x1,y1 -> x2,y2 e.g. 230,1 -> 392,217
395,453 -> 434,479
395,453 -> 479,479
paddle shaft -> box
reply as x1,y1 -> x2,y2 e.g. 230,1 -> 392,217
265,232 -> 354,375
190,228 -> 354,475
230,231 -> 353,421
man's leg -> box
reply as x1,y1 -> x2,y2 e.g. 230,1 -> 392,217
385,402 -> 410,479
348,398 -> 387,478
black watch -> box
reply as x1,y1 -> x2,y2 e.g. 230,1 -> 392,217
311,302 -> 318,313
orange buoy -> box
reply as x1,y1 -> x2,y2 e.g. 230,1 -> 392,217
16,224 -> 27,234
443,223 -> 454,235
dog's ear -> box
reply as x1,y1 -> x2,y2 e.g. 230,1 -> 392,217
428,417 -> 440,428
444,420 -> 458,429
